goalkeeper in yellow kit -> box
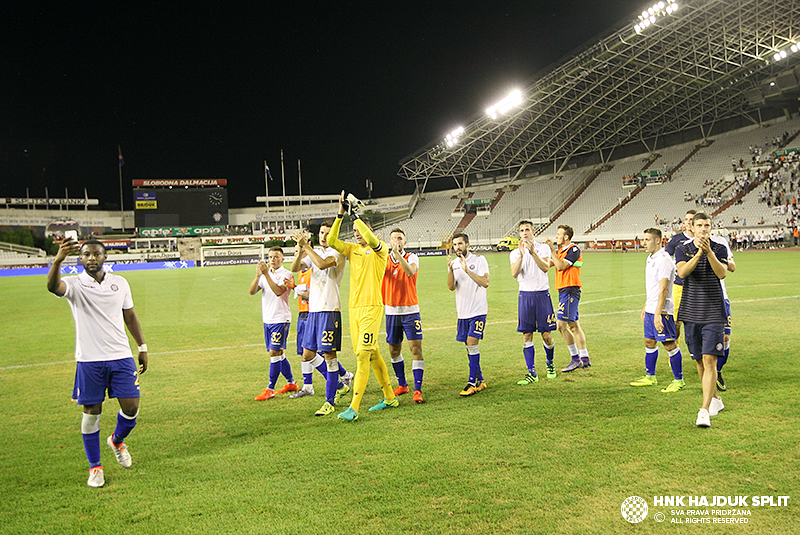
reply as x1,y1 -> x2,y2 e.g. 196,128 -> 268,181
328,190 -> 398,421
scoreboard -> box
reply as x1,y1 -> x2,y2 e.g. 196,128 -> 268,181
133,182 -> 229,228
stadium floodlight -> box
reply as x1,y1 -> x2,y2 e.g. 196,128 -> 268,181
445,126 -> 464,148
486,89 -> 524,120
771,43 -> 799,62
634,0 -> 678,34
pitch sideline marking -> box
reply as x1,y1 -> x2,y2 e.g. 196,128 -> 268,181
3,294 -> 797,371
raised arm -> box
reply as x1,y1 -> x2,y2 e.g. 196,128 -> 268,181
545,239 -> 571,270
676,257 -> 699,280
249,262 -> 266,295
353,218 -> 381,250
327,214 -> 345,253
264,268 -> 290,296
462,259 -> 490,288
393,246 -> 418,276
446,253 -> 456,292
705,244 -> 727,280
510,245 -> 525,278
47,239 -> 80,296
289,239 -> 307,272
530,245 -> 551,273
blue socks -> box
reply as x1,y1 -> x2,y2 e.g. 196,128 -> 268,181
81,413 -> 102,468
668,347 -> 683,380
268,356 -> 281,389
645,347 -> 659,376
412,360 -> 425,392
268,354 -> 294,389
391,355 -> 408,387
301,361 -> 314,387
543,342 -> 555,366
112,409 -> 137,445
467,345 -> 481,384
279,355 -> 294,383
523,342 -> 535,374
325,358 -> 340,404
717,341 -> 730,371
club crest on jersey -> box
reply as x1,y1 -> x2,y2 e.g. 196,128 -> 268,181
366,249 -> 371,255
111,284 -> 119,291
393,269 -> 398,276
469,264 -> 476,270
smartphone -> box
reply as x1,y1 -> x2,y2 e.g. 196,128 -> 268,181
65,230 -> 79,242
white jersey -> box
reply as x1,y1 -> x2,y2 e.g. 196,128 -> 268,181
258,266 -> 293,324
711,235 -> 733,301
303,247 -> 345,312
644,248 -> 676,315
60,272 -> 135,362
510,242 -> 551,292
450,252 -> 489,319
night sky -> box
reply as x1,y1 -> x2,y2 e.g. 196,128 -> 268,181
1,1 -> 637,209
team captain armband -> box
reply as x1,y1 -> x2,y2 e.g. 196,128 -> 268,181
572,260 -> 583,267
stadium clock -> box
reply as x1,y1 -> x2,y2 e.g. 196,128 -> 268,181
209,191 -> 224,205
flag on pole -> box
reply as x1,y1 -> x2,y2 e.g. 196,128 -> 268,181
118,146 -> 124,167
265,161 -> 273,181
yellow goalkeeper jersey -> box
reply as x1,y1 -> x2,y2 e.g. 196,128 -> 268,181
328,216 -> 388,307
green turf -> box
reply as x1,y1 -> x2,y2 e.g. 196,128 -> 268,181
1,250 -> 798,534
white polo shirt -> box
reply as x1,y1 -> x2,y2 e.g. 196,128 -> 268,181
60,272 -> 135,362
450,252 -> 489,319
644,248 -> 676,315
258,266 -> 294,324
711,235 -> 733,301
303,247 -> 345,312
510,242 -> 551,292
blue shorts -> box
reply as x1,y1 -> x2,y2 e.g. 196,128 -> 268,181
517,291 -> 556,333
386,312 -> 423,344
264,322 -> 290,351
302,311 -> 342,353
724,299 -> 732,336
456,315 -> 486,343
557,288 -> 581,322
296,312 -> 309,355
72,358 -> 140,406
683,322 -> 725,360
643,312 -> 677,343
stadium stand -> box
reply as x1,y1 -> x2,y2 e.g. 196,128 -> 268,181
570,118 -> 800,239
0,242 -> 47,266
374,193 -> 461,248
377,116 -> 799,247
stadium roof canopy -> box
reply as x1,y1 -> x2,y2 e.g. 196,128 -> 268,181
398,0 -> 800,191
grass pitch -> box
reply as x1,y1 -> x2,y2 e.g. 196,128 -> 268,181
1,250 -> 798,534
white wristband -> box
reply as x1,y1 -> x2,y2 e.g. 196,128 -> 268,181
138,344 -> 148,353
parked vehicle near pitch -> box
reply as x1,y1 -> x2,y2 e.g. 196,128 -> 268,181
496,236 -> 520,251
